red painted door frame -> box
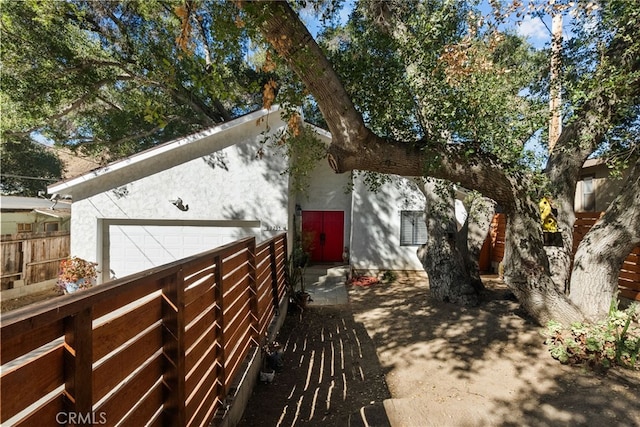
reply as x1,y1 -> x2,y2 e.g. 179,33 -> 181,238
301,211 -> 344,263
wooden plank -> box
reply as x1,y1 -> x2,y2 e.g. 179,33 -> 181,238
184,271 -> 216,306
185,338 -> 219,398
184,307 -> 217,351
619,287 -> 640,301
224,336 -> 253,391
222,284 -> 250,317
223,307 -> 253,341
223,315 -> 253,366
185,321 -> 219,374
1,345 -> 64,423
186,366 -> 220,427
2,273 -> 165,342
182,257 -> 215,286
93,297 -> 162,361
223,296 -> 251,328
93,324 -> 163,401
222,263 -> 251,297
93,279 -> 162,319
619,270 -> 640,282
187,374 -> 222,427
13,392 -> 65,427
221,248 -> 251,279
116,380 -> 164,427
1,321 -> 64,365
94,355 -> 164,425
184,285 -> 215,325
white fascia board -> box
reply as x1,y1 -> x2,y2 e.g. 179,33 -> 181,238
33,209 -> 71,218
48,106 -> 282,199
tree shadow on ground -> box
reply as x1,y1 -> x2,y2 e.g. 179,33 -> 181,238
349,274 -> 640,426
240,306 -> 392,426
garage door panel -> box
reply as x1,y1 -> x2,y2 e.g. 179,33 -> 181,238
107,224 -> 260,280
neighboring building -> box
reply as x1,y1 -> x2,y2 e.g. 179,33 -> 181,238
0,196 -> 71,235
575,158 -> 629,212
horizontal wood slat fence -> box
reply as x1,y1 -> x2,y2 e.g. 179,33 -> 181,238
488,213 -> 640,301
0,233 -> 288,426
0,231 -> 70,290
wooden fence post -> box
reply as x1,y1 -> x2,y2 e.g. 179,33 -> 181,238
247,238 -> 260,343
282,235 -> 289,298
269,240 -> 281,313
63,307 -> 93,424
162,269 -> 186,426
22,239 -> 31,285
213,255 -> 227,395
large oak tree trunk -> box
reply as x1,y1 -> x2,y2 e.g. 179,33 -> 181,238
460,195 -> 496,290
416,179 -> 479,305
570,158 -> 640,320
501,199 -> 584,325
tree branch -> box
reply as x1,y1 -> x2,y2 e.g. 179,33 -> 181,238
241,0 -> 517,207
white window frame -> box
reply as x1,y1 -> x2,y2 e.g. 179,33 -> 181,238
400,211 -> 428,246
581,175 -> 595,211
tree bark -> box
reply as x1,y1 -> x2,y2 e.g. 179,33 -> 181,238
417,179 -> 479,305
570,158 -> 640,320
460,195 -> 496,290
502,201 -> 585,325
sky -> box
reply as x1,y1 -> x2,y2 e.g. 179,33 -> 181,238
301,0 -> 567,50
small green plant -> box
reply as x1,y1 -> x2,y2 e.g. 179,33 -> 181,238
543,300 -> 640,370
381,270 -> 397,284
287,245 -> 311,311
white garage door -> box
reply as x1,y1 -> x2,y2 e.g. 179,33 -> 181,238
107,222 -> 260,280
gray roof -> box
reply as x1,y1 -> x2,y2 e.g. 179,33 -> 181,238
1,196 -> 71,212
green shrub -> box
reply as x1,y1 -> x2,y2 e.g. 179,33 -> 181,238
543,301 -> 640,370
381,270 -> 397,284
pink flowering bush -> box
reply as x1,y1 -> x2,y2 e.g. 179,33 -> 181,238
56,257 -> 98,294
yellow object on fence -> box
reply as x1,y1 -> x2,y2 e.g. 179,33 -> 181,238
539,197 -> 558,232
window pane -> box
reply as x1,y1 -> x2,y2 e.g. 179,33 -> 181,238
17,223 -> 33,232
44,222 -> 59,232
582,176 -> 595,211
400,211 -> 427,246
415,215 -> 428,244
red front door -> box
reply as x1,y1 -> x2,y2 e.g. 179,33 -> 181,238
301,211 -> 344,263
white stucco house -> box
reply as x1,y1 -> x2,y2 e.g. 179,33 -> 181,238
48,106 -> 431,283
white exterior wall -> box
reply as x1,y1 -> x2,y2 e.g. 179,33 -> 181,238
350,174 -> 425,271
294,131 -> 352,254
66,113 -> 291,282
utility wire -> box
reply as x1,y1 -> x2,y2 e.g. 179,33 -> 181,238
0,174 -> 58,182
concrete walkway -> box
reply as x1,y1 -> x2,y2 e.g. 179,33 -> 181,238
303,265 -> 350,306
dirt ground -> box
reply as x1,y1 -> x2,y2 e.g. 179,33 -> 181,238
241,275 -> 640,427
0,287 -> 61,313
